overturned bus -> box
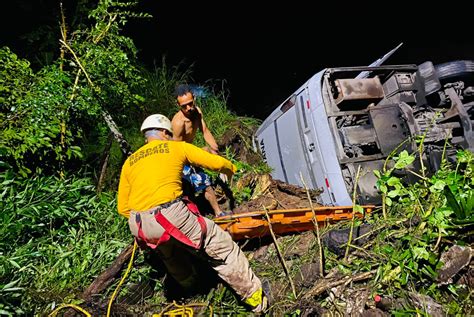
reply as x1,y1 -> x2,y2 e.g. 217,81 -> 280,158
253,56 -> 474,206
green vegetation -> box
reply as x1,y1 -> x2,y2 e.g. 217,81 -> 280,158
0,1 -> 263,315
246,149 -> 473,316
0,166 -> 130,314
207,148 -> 471,316
1,0 -> 471,316
369,149 -> 473,312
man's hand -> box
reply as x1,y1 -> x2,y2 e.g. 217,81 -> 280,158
219,173 -> 229,184
221,170 -> 235,188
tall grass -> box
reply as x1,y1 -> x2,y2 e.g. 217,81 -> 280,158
193,84 -> 262,150
139,58 -> 194,120
0,167 -> 130,315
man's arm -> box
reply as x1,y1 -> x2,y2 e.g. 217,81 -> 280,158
196,106 -> 219,154
182,142 -> 236,180
171,114 -> 186,141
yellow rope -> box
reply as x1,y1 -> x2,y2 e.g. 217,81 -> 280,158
48,304 -> 91,317
106,240 -> 138,317
153,300 -> 213,317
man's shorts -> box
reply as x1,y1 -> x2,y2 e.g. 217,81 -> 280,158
182,165 -> 212,193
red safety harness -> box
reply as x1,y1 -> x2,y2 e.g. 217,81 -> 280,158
135,197 -> 207,250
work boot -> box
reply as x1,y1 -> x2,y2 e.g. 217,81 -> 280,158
247,284 -> 271,314
252,295 -> 268,314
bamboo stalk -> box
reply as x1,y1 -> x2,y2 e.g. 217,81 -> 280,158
59,39 -> 94,87
299,172 -> 324,278
58,3 -> 68,178
344,165 -> 362,261
93,14 -> 117,44
263,209 -> 297,299
59,2 -> 67,71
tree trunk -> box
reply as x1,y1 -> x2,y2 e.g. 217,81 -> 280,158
102,110 -> 132,156
96,133 -> 114,195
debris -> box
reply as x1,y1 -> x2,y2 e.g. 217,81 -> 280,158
361,308 -> 390,317
294,262 -> 322,289
322,224 -> 373,257
437,245 -> 472,285
408,292 -> 445,317
302,269 -> 375,300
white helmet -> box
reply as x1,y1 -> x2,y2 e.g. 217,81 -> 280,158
140,114 -> 172,133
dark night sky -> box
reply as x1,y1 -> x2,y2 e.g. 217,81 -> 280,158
2,1 -> 473,119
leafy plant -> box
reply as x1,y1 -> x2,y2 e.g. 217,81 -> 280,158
0,0 -> 148,177
367,147 -> 474,314
0,164 -> 130,315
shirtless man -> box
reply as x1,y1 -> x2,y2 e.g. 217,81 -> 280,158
171,84 -> 229,217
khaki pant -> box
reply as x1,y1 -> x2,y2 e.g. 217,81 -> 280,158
128,200 -> 262,302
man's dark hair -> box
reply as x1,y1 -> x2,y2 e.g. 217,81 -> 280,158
174,84 -> 193,98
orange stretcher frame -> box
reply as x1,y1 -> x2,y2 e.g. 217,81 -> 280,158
214,206 -> 374,240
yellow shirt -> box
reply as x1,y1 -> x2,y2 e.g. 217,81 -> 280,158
117,140 -> 236,218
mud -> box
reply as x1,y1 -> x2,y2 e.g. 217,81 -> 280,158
231,174 -> 322,214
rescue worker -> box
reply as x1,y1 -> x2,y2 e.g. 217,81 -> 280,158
171,84 -> 230,217
117,114 -> 267,313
